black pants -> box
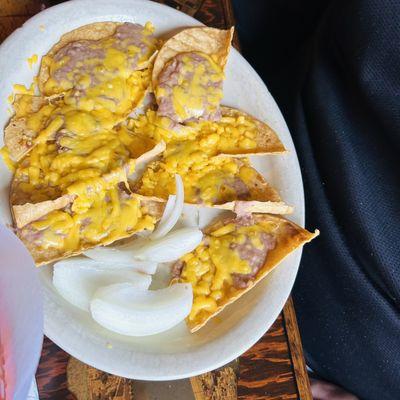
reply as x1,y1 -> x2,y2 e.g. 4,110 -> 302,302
233,1 -> 400,399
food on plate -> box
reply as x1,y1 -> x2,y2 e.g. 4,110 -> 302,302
53,257 -> 152,311
39,22 -> 158,113
85,226 -> 203,265
5,22 -> 159,165
1,19 -> 318,339
17,190 -> 163,265
90,227 -> 203,263
152,27 -> 234,122
172,214 -> 319,332
136,155 -> 292,214
130,106 -> 289,212
0,22 -> 169,265
128,109 -> 196,144
10,124 -> 164,208
149,173 -> 184,239
90,282 -> 193,336
195,106 -> 286,156
130,106 -> 285,154
9,116 -> 166,265
3,94 -> 60,163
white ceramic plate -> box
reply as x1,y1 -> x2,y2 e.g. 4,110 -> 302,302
0,0 -> 305,380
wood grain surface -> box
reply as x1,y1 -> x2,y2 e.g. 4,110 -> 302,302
282,298 -> 312,400
238,314 -> 298,400
67,358 -> 135,400
36,337 -> 75,400
0,0 -> 311,399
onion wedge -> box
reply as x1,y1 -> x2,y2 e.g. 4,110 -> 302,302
53,257 -> 151,311
90,282 -> 193,336
83,248 -> 158,274
122,228 -> 203,263
150,174 -> 184,239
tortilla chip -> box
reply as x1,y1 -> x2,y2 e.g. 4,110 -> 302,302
119,126 -> 166,162
4,94 -> 63,162
38,22 -> 119,93
4,117 -> 37,162
152,26 -> 234,87
217,106 -> 286,156
12,195 -> 74,229
135,157 -> 293,214
172,214 -> 319,332
17,195 -> 165,266
38,22 -> 158,94
10,137 -> 165,227
215,199 -> 293,215
13,94 -> 47,117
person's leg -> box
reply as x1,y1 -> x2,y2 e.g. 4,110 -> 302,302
234,1 -> 400,399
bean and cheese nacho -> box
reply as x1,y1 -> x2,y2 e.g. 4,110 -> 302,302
129,106 -> 286,155
17,188 -> 163,265
130,107 -> 290,213
1,22 -> 165,265
5,21 -> 160,163
209,106 -> 286,156
172,214 -> 319,332
136,156 -> 292,214
9,117 -> 164,206
39,22 -> 158,111
4,94 -> 62,163
152,27 -> 234,123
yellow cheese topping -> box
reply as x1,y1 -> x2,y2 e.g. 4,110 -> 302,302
2,22 -> 161,258
42,23 -> 157,116
128,110 -> 196,143
139,151 -> 258,205
131,109 -> 262,205
29,184 -> 155,255
8,83 -> 36,104
13,109 -> 136,201
156,52 -> 224,122
177,221 -> 277,324
0,147 -> 15,172
187,113 -> 259,154
27,54 -> 38,69
13,83 -> 36,95
129,109 -> 259,152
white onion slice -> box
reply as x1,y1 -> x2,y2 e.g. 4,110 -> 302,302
151,194 -> 175,234
90,282 -> 193,336
53,257 -> 151,311
150,174 -> 184,239
83,248 -> 158,274
124,227 -> 203,263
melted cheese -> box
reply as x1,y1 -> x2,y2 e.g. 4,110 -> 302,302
187,113 -> 259,154
178,221 -> 277,323
132,108 -> 261,204
139,150 -> 257,205
2,22 -> 160,257
128,110 -> 196,143
172,54 -> 222,120
155,52 -> 224,121
0,147 -> 15,172
27,54 -> 38,69
13,83 -> 35,96
42,23 -> 156,115
31,186 -> 155,254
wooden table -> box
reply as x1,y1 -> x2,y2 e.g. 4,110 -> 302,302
0,1 -> 312,398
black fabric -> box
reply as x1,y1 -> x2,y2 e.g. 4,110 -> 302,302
233,1 -> 400,399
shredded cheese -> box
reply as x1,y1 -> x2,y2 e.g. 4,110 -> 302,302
177,221 -> 277,324
4,22 -> 159,256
